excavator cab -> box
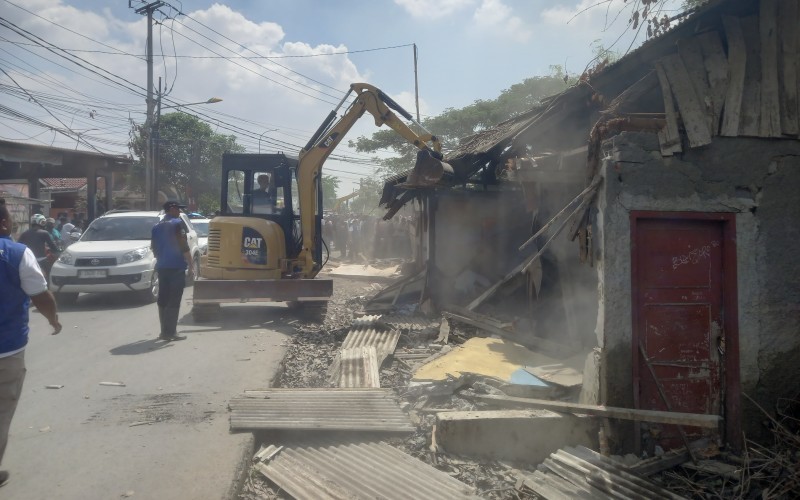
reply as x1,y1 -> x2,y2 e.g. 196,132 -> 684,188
193,153 -> 330,321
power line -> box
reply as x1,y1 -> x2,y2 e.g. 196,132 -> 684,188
171,10 -> 345,94
157,19 -> 342,105
1,0 -> 145,60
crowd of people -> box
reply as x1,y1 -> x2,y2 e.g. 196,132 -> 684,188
322,214 -> 416,262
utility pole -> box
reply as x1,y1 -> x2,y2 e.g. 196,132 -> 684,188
131,1 -> 165,210
413,43 -> 420,122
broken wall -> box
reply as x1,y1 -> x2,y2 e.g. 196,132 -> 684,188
431,189 -> 530,307
596,130 -> 800,447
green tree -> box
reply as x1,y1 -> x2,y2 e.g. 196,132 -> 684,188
321,174 -> 340,211
348,70 -> 572,176
348,177 -> 383,215
129,113 -> 244,212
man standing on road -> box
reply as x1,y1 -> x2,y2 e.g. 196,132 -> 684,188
0,199 -> 62,488
151,201 -> 193,341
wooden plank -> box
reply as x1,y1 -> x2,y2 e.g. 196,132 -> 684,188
659,53 -> 712,147
697,31 -> 730,134
721,16 -> 748,136
466,393 -> 722,428
630,450 -> 692,476
778,0 -> 799,135
759,0 -> 782,137
678,37 -> 713,132
739,15 -> 762,136
655,61 -> 683,155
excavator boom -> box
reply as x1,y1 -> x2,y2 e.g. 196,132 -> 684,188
295,83 -> 449,277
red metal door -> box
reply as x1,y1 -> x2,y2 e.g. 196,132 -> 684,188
632,217 -> 724,449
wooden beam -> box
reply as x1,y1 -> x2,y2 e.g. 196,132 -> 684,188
466,393 -> 722,428
739,15 -> 762,137
678,37 -> 713,133
697,30 -> 730,135
659,53 -> 712,147
778,0 -> 799,135
655,61 -> 683,155
759,0 -> 782,137
721,16 -> 748,136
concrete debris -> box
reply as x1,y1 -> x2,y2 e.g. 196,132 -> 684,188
99,381 -> 126,387
242,276 -> 754,500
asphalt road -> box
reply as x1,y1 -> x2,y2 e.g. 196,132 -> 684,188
3,286 -> 293,500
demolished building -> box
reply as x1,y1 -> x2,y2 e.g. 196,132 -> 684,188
378,0 -> 800,454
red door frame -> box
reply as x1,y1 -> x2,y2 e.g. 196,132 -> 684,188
630,211 -> 741,452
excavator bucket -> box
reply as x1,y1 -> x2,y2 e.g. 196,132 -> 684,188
407,149 -> 453,187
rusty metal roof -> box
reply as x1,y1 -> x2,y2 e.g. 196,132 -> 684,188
255,437 -> 478,499
229,388 -> 414,432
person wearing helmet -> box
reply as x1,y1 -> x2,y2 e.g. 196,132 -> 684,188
17,215 -> 60,279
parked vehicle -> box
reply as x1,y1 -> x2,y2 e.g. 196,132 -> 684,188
49,210 -> 200,305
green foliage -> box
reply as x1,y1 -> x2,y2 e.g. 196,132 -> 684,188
321,175 -> 340,210
348,176 -> 383,215
128,113 -> 244,206
349,70 -> 572,176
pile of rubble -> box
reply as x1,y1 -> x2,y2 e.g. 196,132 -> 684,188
241,278 -> 534,499
237,276 -> 798,500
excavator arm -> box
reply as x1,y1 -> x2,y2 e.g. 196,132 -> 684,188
295,82 -> 447,277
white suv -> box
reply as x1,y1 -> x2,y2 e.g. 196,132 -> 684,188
49,210 -> 199,305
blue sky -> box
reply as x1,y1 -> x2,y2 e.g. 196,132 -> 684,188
0,0 -> 683,192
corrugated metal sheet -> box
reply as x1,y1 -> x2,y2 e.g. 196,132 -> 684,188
338,346 -> 380,388
380,314 -> 438,330
341,326 -> 400,365
351,315 -> 383,326
519,445 -> 686,500
229,389 -> 414,432
255,437 -> 478,500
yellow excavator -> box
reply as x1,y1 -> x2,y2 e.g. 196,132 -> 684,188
192,83 -> 450,321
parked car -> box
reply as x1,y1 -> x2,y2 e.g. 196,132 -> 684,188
191,218 -> 211,259
49,210 -> 200,305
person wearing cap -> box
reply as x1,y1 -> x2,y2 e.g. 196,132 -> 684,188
150,201 -> 193,341
0,199 -> 62,488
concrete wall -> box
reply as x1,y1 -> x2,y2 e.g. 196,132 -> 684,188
596,131 -> 800,445
435,410 -> 598,464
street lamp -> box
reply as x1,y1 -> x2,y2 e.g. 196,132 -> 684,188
258,128 -> 278,153
161,97 -> 223,110
149,96 -> 222,209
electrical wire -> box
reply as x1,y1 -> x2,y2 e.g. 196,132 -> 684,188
1,0 -> 145,60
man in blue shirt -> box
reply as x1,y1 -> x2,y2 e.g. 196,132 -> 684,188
0,199 -> 62,487
151,201 -> 194,341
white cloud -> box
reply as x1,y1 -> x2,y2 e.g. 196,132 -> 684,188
391,90 -> 430,119
393,0 -> 475,20
473,0 -> 532,42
